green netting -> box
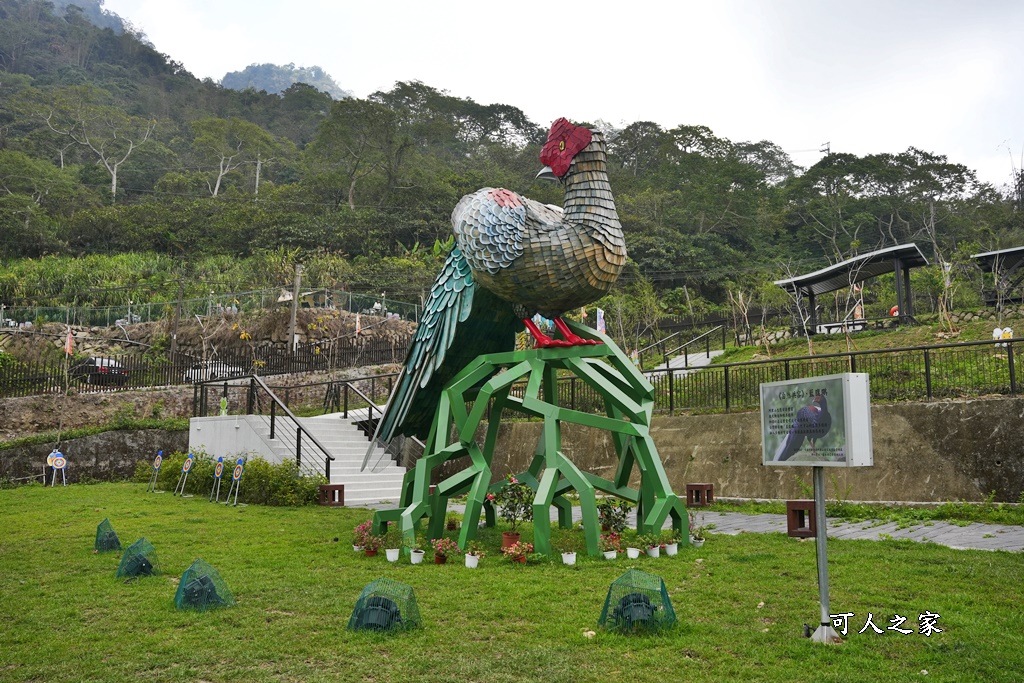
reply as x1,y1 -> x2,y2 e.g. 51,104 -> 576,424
598,569 -> 676,633
347,578 -> 420,633
116,538 -> 160,578
174,559 -> 234,611
94,518 -> 121,552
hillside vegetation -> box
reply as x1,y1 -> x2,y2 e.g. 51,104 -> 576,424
1,0 -> 1023,351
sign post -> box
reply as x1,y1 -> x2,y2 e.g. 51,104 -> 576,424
759,373 -> 873,644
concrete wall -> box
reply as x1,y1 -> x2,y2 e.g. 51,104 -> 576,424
0,429 -> 187,484
189,415 -> 281,464
437,397 -> 1024,503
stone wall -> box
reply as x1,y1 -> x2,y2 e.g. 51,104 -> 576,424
439,397 -> 1024,503
6,398 -> 1022,504
0,429 -> 188,484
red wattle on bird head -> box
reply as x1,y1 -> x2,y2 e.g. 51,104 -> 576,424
539,118 -> 592,178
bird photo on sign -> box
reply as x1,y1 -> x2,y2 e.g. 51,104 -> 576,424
762,376 -> 846,464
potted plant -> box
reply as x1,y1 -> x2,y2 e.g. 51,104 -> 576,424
362,533 -> 383,557
598,532 -> 621,560
663,529 -> 680,556
465,541 -> 486,569
501,540 -> 533,564
596,498 -> 634,533
491,474 -> 533,548
382,524 -> 403,562
445,511 -> 461,531
642,534 -> 661,558
559,536 -> 580,566
690,524 -> 706,548
406,538 -> 425,565
352,519 -> 373,551
430,537 -> 461,564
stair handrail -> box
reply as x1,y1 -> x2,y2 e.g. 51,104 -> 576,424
249,375 -> 335,479
663,325 -> 725,368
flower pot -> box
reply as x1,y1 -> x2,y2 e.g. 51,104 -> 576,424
434,553 -> 447,564
626,547 -> 641,559
665,542 -> 678,556
465,554 -> 480,569
513,555 -> 526,564
561,552 -> 577,566
364,549 -> 377,557
646,546 -> 661,558
501,532 -> 521,550
446,522 -> 458,531
603,550 -> 617,560
353,545 -> 363,552
410,549 -> 425,564
601,524 -> 610,532
690,537 -> 705,548
385,548 -> 400,562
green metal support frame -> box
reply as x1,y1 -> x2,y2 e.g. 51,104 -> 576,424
374,320 -> 690,557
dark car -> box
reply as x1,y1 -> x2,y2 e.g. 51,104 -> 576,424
71,357 -> 130,385
183,361 -> 245,384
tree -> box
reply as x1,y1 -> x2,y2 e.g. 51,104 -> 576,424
189,117 -> 276,197
39,85 -> 155,201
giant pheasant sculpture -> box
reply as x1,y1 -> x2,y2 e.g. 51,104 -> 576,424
375,118 -> 627,441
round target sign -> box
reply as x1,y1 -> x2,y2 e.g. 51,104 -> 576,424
214,460 -> 224,478
153,454 -> 163,470
232,464 -> 244,481
52,456 -> 67,470
182,457 -> 194,473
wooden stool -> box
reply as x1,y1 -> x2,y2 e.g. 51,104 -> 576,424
319,484 -> 345,507
686,483 -> 714,507
786,500 -> 816,538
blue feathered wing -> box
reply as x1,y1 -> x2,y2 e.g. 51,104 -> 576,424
374,247 -> 519,443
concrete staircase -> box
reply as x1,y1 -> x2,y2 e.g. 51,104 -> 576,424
242,412 -> 405,507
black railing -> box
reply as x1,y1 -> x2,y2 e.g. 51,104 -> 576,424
388,337 -> 1024,419
0,335 -> 412,399
193,375 -> 335,479
638,325 -> 726,371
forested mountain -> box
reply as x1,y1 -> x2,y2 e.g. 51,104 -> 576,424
1,0 -> 1022,319
222,63 -> 351,100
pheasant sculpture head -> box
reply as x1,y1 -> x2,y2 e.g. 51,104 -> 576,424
375,117 -> 627,440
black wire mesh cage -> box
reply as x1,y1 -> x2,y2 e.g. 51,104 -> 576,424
174,558 -> 235,611
347,578 -> 421,633
94,518 -> 121,552
115,538 -> 160,578
598,569 -> 676,633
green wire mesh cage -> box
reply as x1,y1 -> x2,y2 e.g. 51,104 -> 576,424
174,558 -> 234,611
94,518 -> 121,552
598,569 -> 676,633
115,538 -> 160,578
347,578 -> 421,633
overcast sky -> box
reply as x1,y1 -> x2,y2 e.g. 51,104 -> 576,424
101,0 -> 1024,189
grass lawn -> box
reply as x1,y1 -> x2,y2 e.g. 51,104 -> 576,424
2,484 -> 1023,683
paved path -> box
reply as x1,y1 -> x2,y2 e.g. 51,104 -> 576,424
681,510 -> 1024,552
417,503 -> 1024,553
650,348 -> 725,372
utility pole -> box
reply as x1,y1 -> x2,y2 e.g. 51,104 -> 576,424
170,278 -> 184,358
288,263 -> 303,354
819,142 -> 831,156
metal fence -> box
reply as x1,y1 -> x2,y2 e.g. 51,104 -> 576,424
0,335 -> 412,399
0,289 -> 422,329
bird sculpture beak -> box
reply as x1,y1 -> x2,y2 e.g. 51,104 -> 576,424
536,166 -> 558,181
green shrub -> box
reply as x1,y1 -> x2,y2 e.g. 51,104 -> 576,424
133,449 -> 325,506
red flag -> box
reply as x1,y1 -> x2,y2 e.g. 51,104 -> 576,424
64,327 -> 74,355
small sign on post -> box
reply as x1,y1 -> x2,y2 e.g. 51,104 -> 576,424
759,373 -> 873,644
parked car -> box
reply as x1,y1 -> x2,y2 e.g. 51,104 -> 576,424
183,361 -> 245,383
71,357 -> 129,385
